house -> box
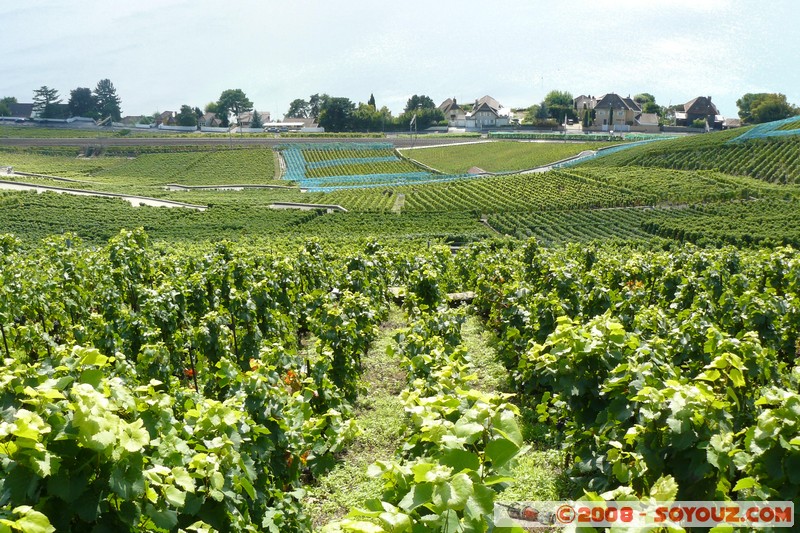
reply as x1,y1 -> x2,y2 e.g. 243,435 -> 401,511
722,117 -> 742,129
573,95 -> 597,113
593,93 -> 642,131
238,111 -> 271,127
281,117 -> 319,129
675,96 -> 721,128
156,111 -> 177,126
635,112 -> 660,133
464,95 -> 509,130
201,112 -> 223,127
437,98 -> 466,128
121,115 -> 144,126
7,103 -> 34,120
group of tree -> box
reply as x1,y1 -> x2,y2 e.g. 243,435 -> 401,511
523,90 -> 577,126
736,93 -> 799,124
283,93 -> 444,132
21,80 -> 123,121
0,96 -> 17,117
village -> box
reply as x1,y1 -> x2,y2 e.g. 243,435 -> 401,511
1,88 -> 742,135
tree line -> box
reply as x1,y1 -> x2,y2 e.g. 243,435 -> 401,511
0,80 -> 122,121
285,93 -> 445,132
3,83 -> 797,130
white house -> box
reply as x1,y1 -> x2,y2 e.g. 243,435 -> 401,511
464,95 -> 509,130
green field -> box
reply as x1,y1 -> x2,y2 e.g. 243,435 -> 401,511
401,140 -> 606,173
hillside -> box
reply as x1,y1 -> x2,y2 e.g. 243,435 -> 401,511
2,127 -> 800,247
580,118 -> 800,184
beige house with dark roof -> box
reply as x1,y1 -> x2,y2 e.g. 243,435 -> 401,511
438,98 -> 466,127
464,95 -> 509,130
593,93 -> 642,130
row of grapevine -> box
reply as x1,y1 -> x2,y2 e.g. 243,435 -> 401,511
1,230 -> 452,531
466,240 -> 800,506
330,302 -> 524,531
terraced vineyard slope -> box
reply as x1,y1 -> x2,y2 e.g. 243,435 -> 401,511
582,121 -> 800,184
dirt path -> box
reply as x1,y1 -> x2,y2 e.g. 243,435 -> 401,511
305,306 -> 408,529
0,178 -> 206,210
391,192 -> 405,213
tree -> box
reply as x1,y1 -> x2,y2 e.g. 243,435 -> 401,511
399,107 -> 444,131
251,109 -> 263,129
0,96 -> 16,115
68,87 -> 96,118
634,93 -> 661,115
368,93 -> 376,109
543,89 -> 575,123
309,94 -> 323,120
318,97 -> 355,132
533,101 -> 551,121
216,89 -> 253,127
194,107 -> 204,120
176,105 -> 198,127
94,79 -> 122,121
403,94 -> 436,113
286,98 -> 309,118
204,102 -> 219,114
32,86 -> 62,118
737,93 -> 798,124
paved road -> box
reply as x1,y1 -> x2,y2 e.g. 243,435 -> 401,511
0,136 -> 485,149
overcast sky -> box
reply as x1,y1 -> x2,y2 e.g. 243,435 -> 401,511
1,0 -> 797,119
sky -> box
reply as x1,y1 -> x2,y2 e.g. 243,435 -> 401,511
1,0 -> 798,119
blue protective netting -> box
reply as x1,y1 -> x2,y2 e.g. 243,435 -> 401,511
278,143 -> 459,188
727,115 -> 800,144
305,156 -> 399,169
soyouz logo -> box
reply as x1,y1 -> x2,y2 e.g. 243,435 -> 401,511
494,501 -> 795,529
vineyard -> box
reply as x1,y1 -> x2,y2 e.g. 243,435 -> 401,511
566,167 -> 799,204
399,141 -> 607,174
93,149 -> 280,187
0,231 -> 798,532
0,147 -> 281,188
0,190 -> 501,244
398,170 -> 653,212
581,128 -> 800,184
642,199 -> 800,247
4,119 -> 800,532
278,143 -> 471,189
484,207 -> 680,243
